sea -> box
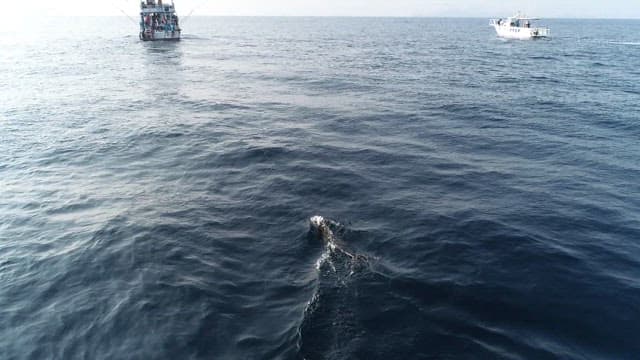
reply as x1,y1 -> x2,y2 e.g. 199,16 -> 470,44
1,16 -> 639,359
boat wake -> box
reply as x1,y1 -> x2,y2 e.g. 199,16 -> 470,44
178,34 -> 211,41
298,216 -> 371,359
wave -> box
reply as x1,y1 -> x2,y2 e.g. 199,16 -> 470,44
608,41 -> 640,46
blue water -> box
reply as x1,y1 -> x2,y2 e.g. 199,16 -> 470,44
1,17 -> 640,359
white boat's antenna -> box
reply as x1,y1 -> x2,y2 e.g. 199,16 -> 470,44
181,0 -> 209,25
108,0 -> 138,25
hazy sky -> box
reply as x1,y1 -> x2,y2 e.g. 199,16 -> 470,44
6,0 -> 640,18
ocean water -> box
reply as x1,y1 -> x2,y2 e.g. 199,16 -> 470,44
1,16 -> 640,359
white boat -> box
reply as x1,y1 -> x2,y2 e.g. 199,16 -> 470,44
140,0 -> 181,41
489,14 -> 550,40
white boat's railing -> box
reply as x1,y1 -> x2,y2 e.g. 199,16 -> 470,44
533,27 -> 550,37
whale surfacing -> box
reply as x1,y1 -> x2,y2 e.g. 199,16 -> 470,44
309,215 -> 358,259
310,216 -> 325,229
309,215 -> 336,245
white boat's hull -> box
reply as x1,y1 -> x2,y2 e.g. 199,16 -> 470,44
492,24 -> 549,40
140,30 -> 181,41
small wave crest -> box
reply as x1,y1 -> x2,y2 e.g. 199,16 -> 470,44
608,41 -> 640,46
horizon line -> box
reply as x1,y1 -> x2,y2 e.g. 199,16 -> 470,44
39,14 -> 640,20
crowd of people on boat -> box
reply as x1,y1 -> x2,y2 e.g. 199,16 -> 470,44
142,13 -> 180,33
496,18 -> 531,28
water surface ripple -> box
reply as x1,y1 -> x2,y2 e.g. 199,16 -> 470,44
1,17 -> 639,359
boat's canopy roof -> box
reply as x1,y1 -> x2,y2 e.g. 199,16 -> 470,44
141,6 -> 176,14
508,13 -> 540,20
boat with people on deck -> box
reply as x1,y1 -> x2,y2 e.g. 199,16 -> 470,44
489,13 -> 550,40
139,0 -> 181,41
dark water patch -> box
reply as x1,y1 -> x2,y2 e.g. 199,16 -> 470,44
529,55 -> 560,61
529,74 -> 562,84
622,88 -> 640,95
174,98 -> 251,112
213,145 -> 294,170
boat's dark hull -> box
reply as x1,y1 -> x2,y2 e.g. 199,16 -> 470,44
140,30 -> 181,41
